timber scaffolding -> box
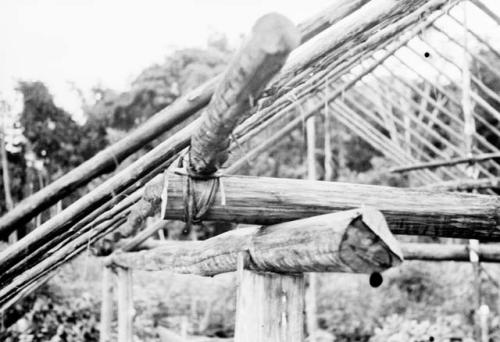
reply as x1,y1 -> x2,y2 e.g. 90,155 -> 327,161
1,0 -> 500,340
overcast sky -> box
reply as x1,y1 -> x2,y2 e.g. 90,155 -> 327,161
0,0 -> 499,119
0,0 -> 331,117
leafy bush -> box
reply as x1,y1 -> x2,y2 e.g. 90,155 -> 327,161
371,315 -> 473,342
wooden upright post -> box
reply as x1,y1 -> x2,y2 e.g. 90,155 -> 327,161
460,3 -> 482,340
100,266 -> 113,342
235,270 -> 305,342
479,303 -> 490,342
117,267 -> 133,342
305,114 -> 318,341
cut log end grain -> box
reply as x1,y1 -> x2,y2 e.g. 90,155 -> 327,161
252,13 -> 301,54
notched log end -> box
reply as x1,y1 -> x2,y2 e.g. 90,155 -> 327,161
339,207 -> 403,273
252,13 -> 300,54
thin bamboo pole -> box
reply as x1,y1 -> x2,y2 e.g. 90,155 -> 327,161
117,267 -> 133,342
348,80 -> 467,179
391,152 -> 500,173
100,266 -> 114,342
430,24 -> 500,103
362,62 -> 497,178
405,42 -> 500,124
332,95 -> 440,182
470,0 -> 500,26
329,101 -> 438,184
388,46 -> 500,175
305,115 -> 318,342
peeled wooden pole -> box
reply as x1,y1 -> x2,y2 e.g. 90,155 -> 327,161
1,113 -> 15,242
189,13 -> 299,175
117,267 -> 133,342
402,243 -> 500,262
390,152 -> 500,173
100,266 -> 114,342
305,115 -> 318,342
152,173 -> 500,240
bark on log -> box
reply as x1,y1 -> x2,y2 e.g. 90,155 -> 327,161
153,173 -> 500,240
234,271 -> 304,342
189,13 -> 299,175
402,243 -> 500,262
108,208 -> 403,275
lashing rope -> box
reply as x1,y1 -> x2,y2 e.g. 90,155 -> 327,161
160,150 -> 226,235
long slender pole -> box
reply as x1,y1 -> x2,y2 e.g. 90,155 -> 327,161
305,114 -> 318,342
460,5 -> 483,340
0,101 -> 15,243
117,267 -> 133,342
100,266 -> 114,342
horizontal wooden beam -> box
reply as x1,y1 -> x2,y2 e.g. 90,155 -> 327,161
149,173 -> 500,240
107,208 -> 403,276
127,240 -> 500,264
391,152 -> 500,173
402,243 -> 500,262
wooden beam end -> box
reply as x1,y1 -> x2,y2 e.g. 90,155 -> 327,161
338,207 -> 403,273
